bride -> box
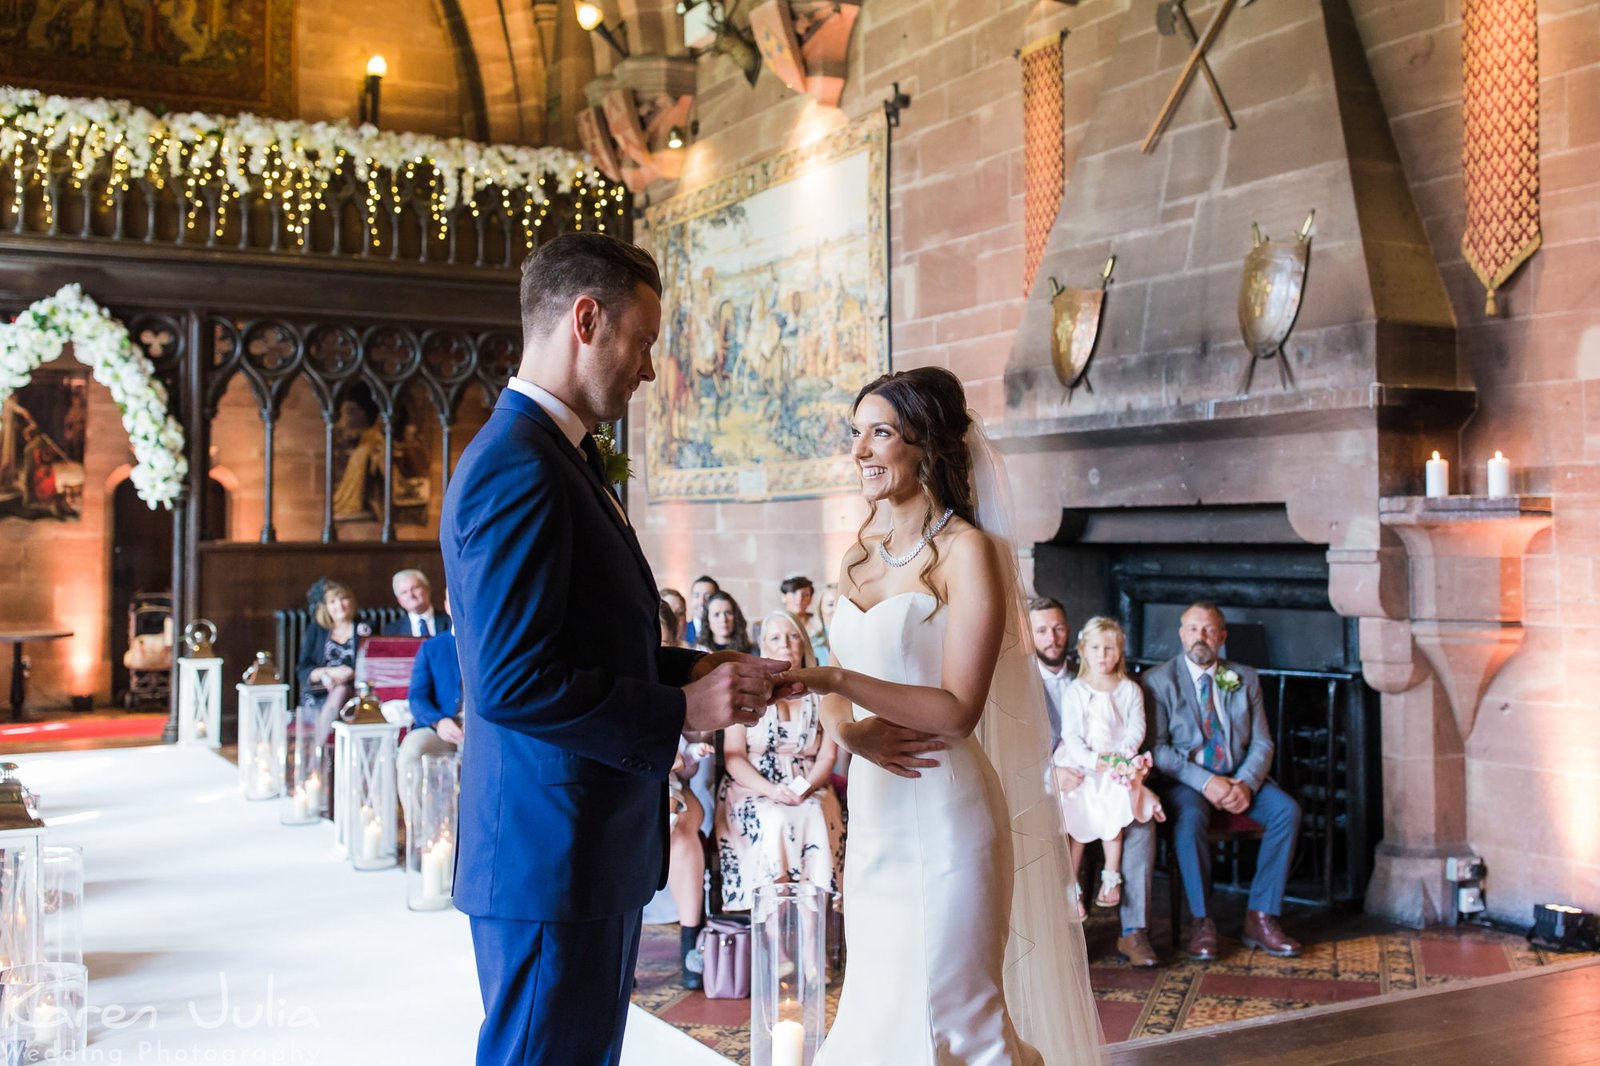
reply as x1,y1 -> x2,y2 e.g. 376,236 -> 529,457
783,367 -> 1103,1065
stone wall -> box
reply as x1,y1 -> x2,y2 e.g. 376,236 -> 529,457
628,0 -> 1600,922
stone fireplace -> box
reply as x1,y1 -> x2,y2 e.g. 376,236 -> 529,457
993,0 -> 1536,924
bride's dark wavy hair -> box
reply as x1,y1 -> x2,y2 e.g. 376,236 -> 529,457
847,367 -> 976,611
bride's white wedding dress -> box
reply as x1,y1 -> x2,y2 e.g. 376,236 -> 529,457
816,590 -> 1041,1066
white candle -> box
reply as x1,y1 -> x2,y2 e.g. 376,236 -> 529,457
29,1002 -> 62,1044
292,789 -> 312,820
1487,451 -> 1511,498
771,1019 -> 805,1066
361,819 -> 383,862
1425,450 -> 1449,498
421,840 -> 451,897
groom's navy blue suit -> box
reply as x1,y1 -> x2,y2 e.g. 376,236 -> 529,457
442,386 -> 701,1065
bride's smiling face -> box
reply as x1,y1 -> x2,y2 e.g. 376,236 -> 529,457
850,394 -> 922,504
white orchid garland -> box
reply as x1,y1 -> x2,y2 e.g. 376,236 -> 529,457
0,85 -> 608,243
0,284 -> 187,508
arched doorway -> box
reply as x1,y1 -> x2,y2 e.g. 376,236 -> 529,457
110,476 -> 228,706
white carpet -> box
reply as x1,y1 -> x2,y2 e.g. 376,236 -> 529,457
10,745 -> 728,1065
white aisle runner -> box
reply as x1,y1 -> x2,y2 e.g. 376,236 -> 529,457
12,745 -> 728,1065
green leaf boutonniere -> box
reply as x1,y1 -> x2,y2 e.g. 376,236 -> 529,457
1215,667 -> 1242,694
593,422 -> 633,486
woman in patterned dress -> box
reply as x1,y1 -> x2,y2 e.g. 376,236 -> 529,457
715,610 -> 845,910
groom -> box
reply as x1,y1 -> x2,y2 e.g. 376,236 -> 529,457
443,233 -> 787,1066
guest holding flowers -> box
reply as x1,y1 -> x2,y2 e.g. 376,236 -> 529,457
1051,616 -> 1163,918
695,590 -> 754,655
715,610 -> 845,910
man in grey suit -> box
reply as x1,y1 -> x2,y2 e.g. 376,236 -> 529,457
1147,602 -> 1302,959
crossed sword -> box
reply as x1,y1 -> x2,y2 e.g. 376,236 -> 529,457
1141,0 -> 1255,154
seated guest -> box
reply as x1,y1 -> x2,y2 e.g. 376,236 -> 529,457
780,575 -> 829,665
659,590 -> 688,647
715,611 -> 845,911
382,568 -> 451,638
398,591 -> 464,818
683,574 -> 719,646
695,590 -> 754,655
295,578 -> 369,736
1147,602 -> 1303,959
1029,596 -> 1074,744
1050,617 -> 1163,918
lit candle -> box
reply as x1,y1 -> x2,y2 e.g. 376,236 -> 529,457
292,789 -> 312,820
29,1001 -> 62,1044
1425,450 -> 1449,498
421,839 -> 451,897
771,1019 -> 805,1066
1487,451 -> 1511,498
361,818 -> 383,862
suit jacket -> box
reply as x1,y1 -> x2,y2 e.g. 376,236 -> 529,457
1145,656 -> 1274,794
381,610 -> 452,638
407,631 -> 462,730
441,388 -> 701,923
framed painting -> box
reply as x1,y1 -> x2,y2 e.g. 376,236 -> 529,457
0,369 -> 87,521
0,0 -> 295,116
645,116 -> 888,502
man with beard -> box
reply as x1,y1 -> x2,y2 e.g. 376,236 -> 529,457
1032,597 -> 1162,968
1146,602 -> 1302,961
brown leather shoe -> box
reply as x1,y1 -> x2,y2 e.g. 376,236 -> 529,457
1117,929 -> 1158,969
1242,910 -> 1302,957
1186,916 -> 1221,960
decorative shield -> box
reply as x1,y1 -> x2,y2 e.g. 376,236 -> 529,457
750,1 -> 807,94
603,87 -> 650,167
1049,256 -> 1115,396
576,108 -> 623,185
1238,212 -> 1313,358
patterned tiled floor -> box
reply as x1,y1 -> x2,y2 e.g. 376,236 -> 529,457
632,906 -> 1597,1064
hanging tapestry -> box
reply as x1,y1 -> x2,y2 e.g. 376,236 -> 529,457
1021,34 -> 1066,297
1461,0 -> 1541,315
0,0 -> 295,116
645,117 -> 888,502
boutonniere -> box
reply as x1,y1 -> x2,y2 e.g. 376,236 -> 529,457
1215,667 -> 1242,694
593,422 -> 633,486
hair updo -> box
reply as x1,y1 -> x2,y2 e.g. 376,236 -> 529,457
847,366 -> 977,607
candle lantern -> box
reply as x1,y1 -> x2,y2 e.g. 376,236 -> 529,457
40,845 -> 83,967
177,654 -> 224,748
0,765 -> 46,970
280,702 -> 323,827
405,753 -> 459,910
0,962 -> 89,1061
236,667 -> 289,802
332,685 -> 401,870
751,882 -> 828,1066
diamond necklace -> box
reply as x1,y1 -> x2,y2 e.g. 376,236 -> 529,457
879,508 -> 955,568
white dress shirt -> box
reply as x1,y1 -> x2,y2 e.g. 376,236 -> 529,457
1036,658 -> 1073,745
1183,655 -> 1223,771
506,377 -> 585,450
406,609 -> 439,638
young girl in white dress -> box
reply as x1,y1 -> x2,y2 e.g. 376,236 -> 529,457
1051,617 -> 1163,917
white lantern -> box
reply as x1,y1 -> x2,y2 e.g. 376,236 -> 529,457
177,656 -> 224,748
405,753 -> 459,910
332,715 -> 402,871
0,765 -> 46,970
236,681 -> 289,801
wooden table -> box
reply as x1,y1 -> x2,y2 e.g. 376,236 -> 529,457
0,629 -> 73,721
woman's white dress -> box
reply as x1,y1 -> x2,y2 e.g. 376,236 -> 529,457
816,591 -> 1041,1066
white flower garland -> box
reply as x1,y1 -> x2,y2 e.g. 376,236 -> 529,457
0,85 -> 611,243
0,284 -> 187,509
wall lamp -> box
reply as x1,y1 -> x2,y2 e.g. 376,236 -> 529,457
359,54 -> 386,125
576,1 -> 630,59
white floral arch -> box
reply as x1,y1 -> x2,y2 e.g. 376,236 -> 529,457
0,284 -> 187,508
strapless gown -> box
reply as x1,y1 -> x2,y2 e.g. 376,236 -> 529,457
816,592 -> 1042,1066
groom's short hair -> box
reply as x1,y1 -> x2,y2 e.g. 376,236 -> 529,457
519,233 -> 662,344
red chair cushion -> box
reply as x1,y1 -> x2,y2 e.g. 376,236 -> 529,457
1210,809 -> 1264,837
358,635 -> 424,702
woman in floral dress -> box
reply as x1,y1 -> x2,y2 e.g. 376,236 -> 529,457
715,610 -> 846,910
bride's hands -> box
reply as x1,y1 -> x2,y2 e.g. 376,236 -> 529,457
838,717 -> 946,779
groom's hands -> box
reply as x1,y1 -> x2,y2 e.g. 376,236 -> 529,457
683,654 -> 792,733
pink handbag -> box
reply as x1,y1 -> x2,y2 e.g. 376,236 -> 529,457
697,918 -> 751,1000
